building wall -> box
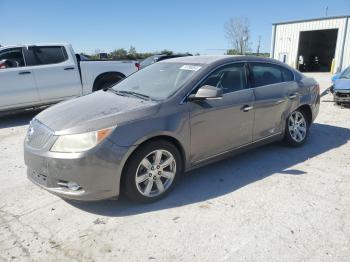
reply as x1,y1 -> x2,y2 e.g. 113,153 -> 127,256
271,17 -> 350,72
342,18 -> 350,70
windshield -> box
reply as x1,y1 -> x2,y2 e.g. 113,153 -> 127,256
140,56 -> 159,68
112,62 -> 202,100
340,66 -> 350,79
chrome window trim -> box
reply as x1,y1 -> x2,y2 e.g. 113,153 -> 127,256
181,60 -> 296,104
247,61 -> 296,87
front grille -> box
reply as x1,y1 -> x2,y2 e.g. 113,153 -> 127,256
26,119 -> 53,149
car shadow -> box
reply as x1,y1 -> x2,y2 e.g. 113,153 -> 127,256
67,123 -> 350,217
0,109 -> 42,129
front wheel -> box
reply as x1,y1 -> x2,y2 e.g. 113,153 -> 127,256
283,109 -> 309,147
123,140 -> 183,203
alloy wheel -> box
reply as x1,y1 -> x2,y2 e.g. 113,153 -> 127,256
135,150 -> 176,197
288,111 -> 307,143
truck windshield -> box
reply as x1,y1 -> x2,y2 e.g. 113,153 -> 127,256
112,62 -> 202,100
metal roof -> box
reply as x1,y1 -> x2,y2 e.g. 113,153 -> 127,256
273,15 -> 350,26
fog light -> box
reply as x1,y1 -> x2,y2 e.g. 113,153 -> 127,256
67,182 -> 81,191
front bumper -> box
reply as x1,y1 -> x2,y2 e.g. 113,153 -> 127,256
334,90 -> 350,103
24,139 -> 133,201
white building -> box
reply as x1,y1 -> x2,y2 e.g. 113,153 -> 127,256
271,16 -> 350,73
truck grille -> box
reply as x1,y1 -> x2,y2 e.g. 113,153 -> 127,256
26,119 -> 54,149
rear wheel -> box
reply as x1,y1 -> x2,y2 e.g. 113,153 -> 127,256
283,109 -> 309,147
93,73 -> 124,91
123,140 -> 182,203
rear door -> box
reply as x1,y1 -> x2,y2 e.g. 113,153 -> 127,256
248,62 -> 298,141
189,63 -> 255,163
25,45 -> 82,101
0,48 -> 39,109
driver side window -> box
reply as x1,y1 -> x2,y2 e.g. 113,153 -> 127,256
200,63 -> 246,94
0,48 -> 25,69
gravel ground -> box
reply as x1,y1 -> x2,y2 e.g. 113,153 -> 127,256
0,73 -> 349,262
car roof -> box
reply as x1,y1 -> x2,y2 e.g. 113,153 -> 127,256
161,55 -> 282,65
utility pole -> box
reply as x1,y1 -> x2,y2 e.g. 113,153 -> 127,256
257,35 -> 261,56
325,6 -> 328,17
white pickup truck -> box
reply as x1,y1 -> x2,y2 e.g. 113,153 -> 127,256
0,43 -> 139,113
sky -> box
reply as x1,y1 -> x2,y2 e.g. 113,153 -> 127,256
1,0 -> 350,55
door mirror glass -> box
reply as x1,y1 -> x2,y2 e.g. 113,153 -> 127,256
189,85 -> 223,101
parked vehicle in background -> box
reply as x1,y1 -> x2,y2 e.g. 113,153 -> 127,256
24,55 -> 320,203
0,44 -> 139,113
331,65 -> 350,104
140,54 -> 192,69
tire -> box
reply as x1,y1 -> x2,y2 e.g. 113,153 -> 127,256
283,109 -> 309,147
123,140 -> 183,203
93,74 -> 124,92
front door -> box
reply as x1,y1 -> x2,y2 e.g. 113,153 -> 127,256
0,48 -> 39,109
24,46 -> 81,102
189,63 -> 255,164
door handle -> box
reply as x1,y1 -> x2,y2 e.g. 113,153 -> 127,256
241,105 -> 254,112
64,67 -> 75,70
18,71 -> 31,75
289,93 -> 297,99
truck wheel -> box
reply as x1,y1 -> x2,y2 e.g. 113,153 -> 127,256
93,73 -> 124,91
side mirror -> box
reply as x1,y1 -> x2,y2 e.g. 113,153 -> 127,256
188,85 -> 223,101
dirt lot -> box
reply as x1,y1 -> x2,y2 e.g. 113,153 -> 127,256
0,73 -> 349,262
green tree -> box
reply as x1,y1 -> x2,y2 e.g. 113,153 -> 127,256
127,46 -> 137,60
110,48 -> 128,60
160,49 -> 173,55
226,49 -> 241,55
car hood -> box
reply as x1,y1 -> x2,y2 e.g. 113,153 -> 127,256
334,79 -> 350,91
35,90 -> 160,135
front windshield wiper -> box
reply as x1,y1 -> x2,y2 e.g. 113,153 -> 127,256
106,88 -> 128,96
116,90 -> 153,101
340,76 -> 349,79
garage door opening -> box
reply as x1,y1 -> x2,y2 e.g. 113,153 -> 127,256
297,29 -> 338,72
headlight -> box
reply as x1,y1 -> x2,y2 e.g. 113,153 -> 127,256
50,127 -> 115,153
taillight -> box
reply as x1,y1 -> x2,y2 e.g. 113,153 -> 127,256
135,62 -> 140,71
0,61 -> 6,69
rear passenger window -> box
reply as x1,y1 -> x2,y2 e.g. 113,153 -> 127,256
249,63 -> 283,87
27,46 -> 68,66
281,67 -> 294,82
200,63 -> 246,94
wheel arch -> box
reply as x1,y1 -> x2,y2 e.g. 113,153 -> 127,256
119,135 -> 187,191
298,104 -> 313,125
282,103 -> 313,138
92,71 -> 126,91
